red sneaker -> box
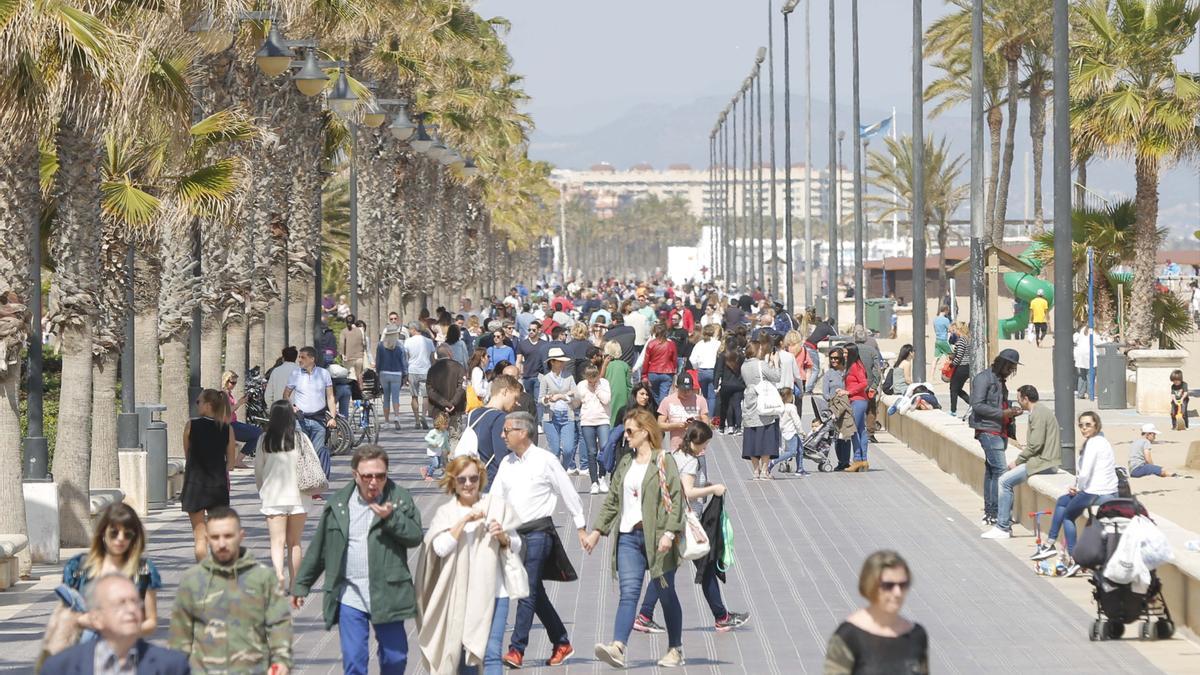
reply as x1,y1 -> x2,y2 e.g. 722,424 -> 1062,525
502,648 -> 523,669
546,643 -> 574,666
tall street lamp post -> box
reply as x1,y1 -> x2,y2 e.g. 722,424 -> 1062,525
1052,0 -> 1076,472
912,0 -> 928,379
804,0 -> 814,309
782,0 -> 800,315
851,0 -> 865,326
767,1 -> 780,302
969,0 -> 988,376
826,0 -> 838,328
755,51 -> 766,291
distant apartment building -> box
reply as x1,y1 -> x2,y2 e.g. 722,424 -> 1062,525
551,162 -> 854,224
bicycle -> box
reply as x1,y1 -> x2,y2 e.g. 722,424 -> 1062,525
245,366 -> 353,455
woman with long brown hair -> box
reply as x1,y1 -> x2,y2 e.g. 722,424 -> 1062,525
181,388 -> 237,561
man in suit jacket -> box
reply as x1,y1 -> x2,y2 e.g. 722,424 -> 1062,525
41,574 -> 190,674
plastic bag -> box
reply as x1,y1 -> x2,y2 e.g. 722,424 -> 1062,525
1104,515 -> 1152,590
1137,516 -> 1174,571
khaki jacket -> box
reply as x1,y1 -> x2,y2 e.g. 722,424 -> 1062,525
594,449 -> 686,581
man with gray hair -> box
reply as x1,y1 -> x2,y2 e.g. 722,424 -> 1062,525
404,322 -> 436,429
492,411 -> 585,668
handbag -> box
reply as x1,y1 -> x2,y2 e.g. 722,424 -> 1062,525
753,361 -> 785,417
678,510 -> 711,561
939,357 -> 954,383
486,496 -> 530,599
1071,511 -> 1107,570
295,433 -> 329,495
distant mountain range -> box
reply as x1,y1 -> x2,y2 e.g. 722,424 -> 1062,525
528,94 -> 1199,236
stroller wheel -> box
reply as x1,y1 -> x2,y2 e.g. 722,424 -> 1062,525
1106,622 -> 1125,640
1139,622 -> 1154,641
1155,619 -> 1174,640
1089,620 -> 1104,642
819,461 -> 834,473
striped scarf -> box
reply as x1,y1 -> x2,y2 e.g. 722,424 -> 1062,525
654,451 -> 673,514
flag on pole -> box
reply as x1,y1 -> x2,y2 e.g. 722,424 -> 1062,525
859,114 -> 893,140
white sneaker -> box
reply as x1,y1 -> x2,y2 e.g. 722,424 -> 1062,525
981,526 -> 1012,540
590,482 -> 600,495
599,477 -> 610,493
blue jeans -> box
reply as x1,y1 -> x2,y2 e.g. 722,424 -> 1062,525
543,411 -> 575,469
522,376 -> 542,424
380,372 -> 404,412
1047,491 -> 1111,554
640,559 -> 727,623
335,383 -> 352,418
648,372 -> 673,403
851,399 -> 869,462
509,531 -> 569,655
769,435 -> 802,473
232,421 -> 262,457
996,464 -> 1056,531
978,434 -> 1008,519
426,454 -> 443,477
580,424 -> 610,483
615,530 -> 682,649
1131,464 -> 1163,477
297,416 -> 332,478
482,597 -> 509,675
804,346 -> 821,394
338,602 -> 408,675
698,369 -> 717,418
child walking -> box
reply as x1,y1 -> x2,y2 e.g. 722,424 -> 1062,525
767,388 -> 808,477
1170,369 -> 1189,430
422,412 -> 450,480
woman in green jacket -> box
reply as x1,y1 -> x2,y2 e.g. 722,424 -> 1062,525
602,340 -> 632,427
584,408 -> 687,669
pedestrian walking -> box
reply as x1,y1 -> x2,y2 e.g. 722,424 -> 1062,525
181,389 -> 237,562
969,349 -> 1023,528
415,456 -> 524,675
427,344 -> 468,429
284,346 -> 337,478
713,337 -> 745,435
255,401 -> 314,591
423,413 -> 451,481
406,322 -> 438,429
169,506 -> 293,673
341,315 -> 368,380
947,322 -> 971,417
1030,288 -> 1050,347
585,409 -> 687,669
266,346 -> 301,404
843,345 -> 871,473
741,341 -> 781,480
642,324 -> 679,402
577,363 -> 613,494
824,550 -> 928,674
293,445 -> 424,675
539,347 -> 579,470
602,341 -> 632,427
691,325 -> 721,419
41,575 -> 189,675
377,326 -> 408,430
491,412 -> 586,669
932,306 -> 951,358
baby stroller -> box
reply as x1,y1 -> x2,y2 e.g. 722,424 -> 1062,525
778,409 -> 836,474
1083,499 -> 1175,642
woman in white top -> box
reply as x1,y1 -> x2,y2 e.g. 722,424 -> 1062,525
254,401 -> 313,590
690,324 -> 722,421
1072,326 -> 1096,400
415,456 -> 522,675
1034,410 -> 1118,574
469,346 -> 492,403
576,364 -> 613,494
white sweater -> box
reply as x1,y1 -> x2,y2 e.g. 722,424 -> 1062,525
255,432 -> 311,509
1076,434 -> 1119,496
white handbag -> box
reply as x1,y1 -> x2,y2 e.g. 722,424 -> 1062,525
678,510 -> 711,561
487,496 -> 530,599
753,361 -> 785,417
295,433 -> 329,495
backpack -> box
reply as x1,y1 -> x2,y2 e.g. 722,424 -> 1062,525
881,367 -> 895,396
752,361 -> 785,417
453,408 -> 500,464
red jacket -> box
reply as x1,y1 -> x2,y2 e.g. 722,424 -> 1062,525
642,338 -> 678,377
845,362 -> 869,401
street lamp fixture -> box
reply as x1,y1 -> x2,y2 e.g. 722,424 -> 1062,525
328,68 -> 359,117
293,48 -> 329,97
427,133 -> 448,160
361,101 -> 387,128
254,25 -> 293,77
782,0 -> 800,13
409,114 -> 434,153
388,109 -> 416,140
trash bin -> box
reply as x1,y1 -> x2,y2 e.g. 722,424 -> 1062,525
863,299 -> 895,335
137,404 -> 169,507
1096,344 -> 1127,410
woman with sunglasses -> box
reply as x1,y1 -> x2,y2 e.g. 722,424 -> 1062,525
59,503 -> 162,640
181,389 -> 237,562
1031,411 -> 1118,576
221,370 -> 262,469
415,455 -> 522,674
824,550 -> 928,674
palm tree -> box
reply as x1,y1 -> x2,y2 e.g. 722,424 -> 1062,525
1070,0 -> 1200,346
866,134 -> 969,300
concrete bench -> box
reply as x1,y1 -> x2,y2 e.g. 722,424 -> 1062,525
89,489 -> 125,519
167,459 -> 186,500
0,534 -> 28,590
881,396 -> 1200,636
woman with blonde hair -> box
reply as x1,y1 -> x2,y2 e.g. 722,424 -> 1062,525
181,388 -> 237,561
416,455 -> 523,675
948,321 -> 972,417
824,550 -> 928,674
220,369 -> 262,468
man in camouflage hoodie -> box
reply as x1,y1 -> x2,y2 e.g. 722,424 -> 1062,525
169,506 -> 293,673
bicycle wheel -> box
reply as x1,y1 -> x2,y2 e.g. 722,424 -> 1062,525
366,402 -> 380,444
331,416 -> 354,456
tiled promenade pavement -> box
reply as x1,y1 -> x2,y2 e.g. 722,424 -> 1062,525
0,412 -> 1163,673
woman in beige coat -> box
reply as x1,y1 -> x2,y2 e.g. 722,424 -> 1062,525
416,456 -> 523,674
254,401 -> 312,591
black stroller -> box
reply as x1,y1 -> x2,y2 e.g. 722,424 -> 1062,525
778,409 -> 836,474
1081,498 -> 1175,642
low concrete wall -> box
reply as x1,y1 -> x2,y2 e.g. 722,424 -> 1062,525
0,535 -> 27,591
882,399 -> 1200,636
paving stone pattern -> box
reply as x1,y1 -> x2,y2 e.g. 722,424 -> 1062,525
0,418 -> 1161,674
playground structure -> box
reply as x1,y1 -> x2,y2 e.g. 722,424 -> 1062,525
997,243 -> 1055,340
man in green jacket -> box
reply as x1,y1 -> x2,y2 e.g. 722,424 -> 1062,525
982,384 -> 1062,540
169,506 -> 293,673
292,444 -> 423,674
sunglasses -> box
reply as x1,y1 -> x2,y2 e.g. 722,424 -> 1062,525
356,472 -> 387,482
880,580 -> 910,592
1077,422 -> 1095,429
105,528 -> 136,542
456,475 -> 481,485
501,427 -> 523,435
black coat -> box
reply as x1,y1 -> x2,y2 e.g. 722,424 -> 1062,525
694,494 -> 727,584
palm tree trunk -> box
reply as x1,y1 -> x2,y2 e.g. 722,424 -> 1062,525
54,321 -> 95,545
1127,158 -> 1159,346
985,106 -> 1003,245
248,317 -> 265,371
90,352 -> 120,489
993,57 -> 1021,245
1028,77 -> 1047,233
0,363 -> 29,573
200,315 -> 224,389
134,308 -> 159,404
937,215 -> 951,301
289,278 -> 311,349
160,334 -> 189,458
266,263 -> 287,353
225,317 -> 247,401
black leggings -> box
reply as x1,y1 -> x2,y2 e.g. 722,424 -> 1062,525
949,364 -> 971,414
719,387 -> 744,430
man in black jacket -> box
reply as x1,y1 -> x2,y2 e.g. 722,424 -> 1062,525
427,345 -> 467,430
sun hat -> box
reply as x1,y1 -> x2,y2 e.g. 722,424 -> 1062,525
545,347 -> 572,363
1141,423 -> 1161,435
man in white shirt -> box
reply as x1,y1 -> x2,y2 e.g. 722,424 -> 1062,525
625,303 -> 650,349
265,346 -> 300,404
284,346 -> 337,477
404,323 -> 436,430
491,411 -> 585,669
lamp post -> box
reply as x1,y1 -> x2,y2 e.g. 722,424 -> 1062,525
969,0 -> 988,376
732,93 -> 739,288
912,0 -> 928,379
23,204 -> 48,480
767,1 -> 780,303
826,0 -> 838,328
851,0 -> 864,326
754,50 -> 766,292
782,0 -> 799,315
1052,0 -> 1076,473
804,0 -> 814,309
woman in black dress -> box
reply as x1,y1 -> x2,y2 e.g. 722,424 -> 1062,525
181,389 -> 237,562
824,550 -> 929,674
713,337 -> 745,435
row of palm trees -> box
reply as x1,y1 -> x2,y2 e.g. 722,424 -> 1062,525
0,1 -> 557,553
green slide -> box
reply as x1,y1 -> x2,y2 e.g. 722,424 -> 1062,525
996,244 -> 1054,340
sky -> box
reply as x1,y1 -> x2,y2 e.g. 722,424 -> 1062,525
474,0 -> 1200,236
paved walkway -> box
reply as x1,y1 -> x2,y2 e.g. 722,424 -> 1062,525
0,415 -> 1167,673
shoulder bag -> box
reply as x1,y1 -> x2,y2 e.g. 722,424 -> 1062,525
654,453 -> 710,561
753,361 -> 785,417
295,433 -> 329,495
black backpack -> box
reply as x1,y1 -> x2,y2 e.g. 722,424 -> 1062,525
881,367 -> 895,396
